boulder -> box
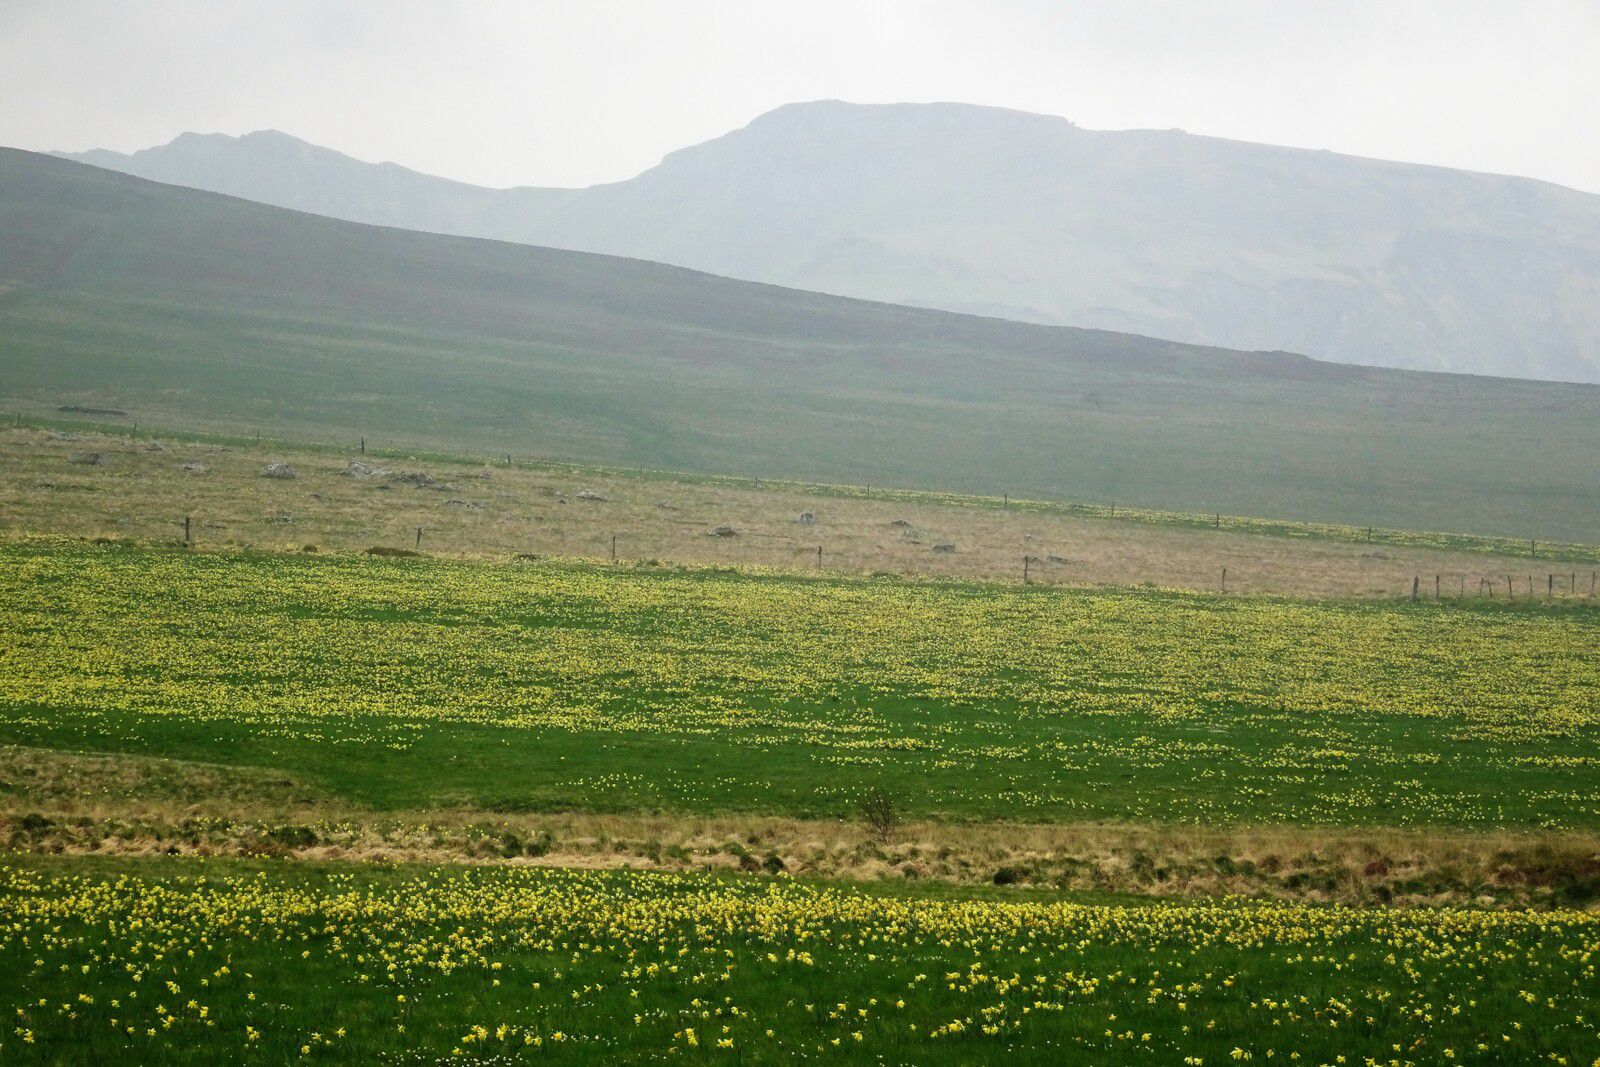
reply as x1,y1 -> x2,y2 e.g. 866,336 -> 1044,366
708,525 -> 738,538
259,463 -> 297,480
796,511 -> 815,525
931,543 -> 956,553
180,462 -> 209,474
69,452 -> 107,466
391,470 -> 437,488
576,489 -> 608,501
342,460 -> 390,478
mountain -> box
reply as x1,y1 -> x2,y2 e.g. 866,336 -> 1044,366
59,101 -> 1600,383
5,146 -> 1600,540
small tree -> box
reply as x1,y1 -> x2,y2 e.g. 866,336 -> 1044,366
858,788 -> 899,844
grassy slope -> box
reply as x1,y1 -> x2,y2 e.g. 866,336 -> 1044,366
5,149 -> 1600,541
2,539 -> 1596,831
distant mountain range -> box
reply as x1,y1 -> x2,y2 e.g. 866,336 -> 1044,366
7,146 -> 1600,539
59,100 -> 1600,383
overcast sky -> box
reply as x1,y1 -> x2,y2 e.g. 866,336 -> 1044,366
3,0 -> 1597,192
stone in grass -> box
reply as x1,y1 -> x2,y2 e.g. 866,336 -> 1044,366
576,488 -> 608,501
69,452 -> 107,466
656,500 -> 677,510
342,460 -> 390,478
931,543 -> 956,553
795,511 -> 815,526
888,518 -> 913,527
180,462 -> 209,474
259,462 -> 297,480
708,525 -> 738,538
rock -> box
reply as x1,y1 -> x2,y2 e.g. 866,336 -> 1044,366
342,460 -> 390,478
180,462 -> 209,474
33,480 -> 56,489
708,525 -> 738,538
575,489 -> 608,501
69,452 -> 107,466
264,512 -> 295,526
259,463 -> 297,480
390,470 -> 437,488
795,511 -> 815,525
655,500 -> 676,510
46,431 -> 83,441
931,543 -> 956,553
888,518 -> 913,527
143,441 -> 168,452
1365,551 -> 1391,560
443,499 -> 484,510
1046,555 -> 1074,565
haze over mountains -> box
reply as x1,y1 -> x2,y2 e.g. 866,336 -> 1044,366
7,146 -> 1600,540
61,100 -> 1600,384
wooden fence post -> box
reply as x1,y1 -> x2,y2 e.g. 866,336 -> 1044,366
611,534 -> 617,562
1023,556 -> 1030,584
184,516 -> 191,544
1411,576 -> 1419,601
415,527 -> 422,550
360,436 -> 365,455
1221,566 -> 1227,594
1435,575 -> 1440,601
816,545 -> 823,567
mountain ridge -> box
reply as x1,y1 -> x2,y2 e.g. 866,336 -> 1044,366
57,100 -> 1600,383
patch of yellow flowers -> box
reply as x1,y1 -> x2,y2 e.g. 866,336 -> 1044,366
1,862 -> 1597,1062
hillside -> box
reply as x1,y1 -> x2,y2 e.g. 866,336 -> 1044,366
5,147 -> 1600,540
60,101 -> 1600,382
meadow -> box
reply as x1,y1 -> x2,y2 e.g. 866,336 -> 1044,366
1,856 -> 1597,1065
7,424 -> 1600,601
2,537 -> 1597,832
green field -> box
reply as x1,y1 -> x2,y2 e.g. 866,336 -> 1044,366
1,856 -> 1596,1065
2,537 -> 1597,830
7,148 -> 1600,541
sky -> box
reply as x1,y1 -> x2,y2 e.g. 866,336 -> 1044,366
2,0 -> 1598,193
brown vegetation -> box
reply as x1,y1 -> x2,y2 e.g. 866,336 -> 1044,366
3,745 -> 1595,908
3,428 -> 1591,600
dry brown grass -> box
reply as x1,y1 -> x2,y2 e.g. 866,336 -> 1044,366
4,745 -> 1595,908
5,427 -> 1592,600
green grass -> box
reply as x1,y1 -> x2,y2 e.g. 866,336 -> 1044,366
2,537 -> 1597,830
0,854 -> 1595,1064
7,148 -> 1600,541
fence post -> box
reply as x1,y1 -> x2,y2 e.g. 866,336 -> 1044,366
1411,576 -> 1419,601
1023,555 -> 1030,584
184,516 -> 191,544
360,436 -> 365,455
415,526 -> 422,550
1435,575 -> 1440,601
817,545 -> 823,568
1366,526 -> 1372,544
611,534 -> 617,562
1221,566 -> 1227,594
1549,573 -> 1554,599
